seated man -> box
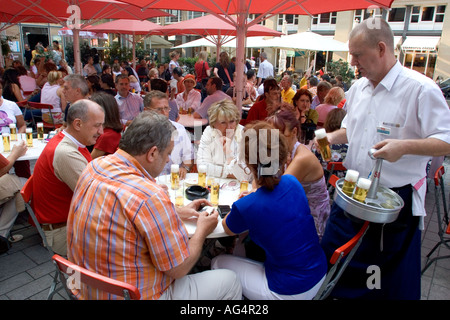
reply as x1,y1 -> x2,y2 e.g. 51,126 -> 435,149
0,141 -> 28,251
193,76 -> 231,120
67,111 -> 242,300
32,99 -> 105,256
143,90 -> 193,179
114,74 -> 144,126
280,74 -> 296,104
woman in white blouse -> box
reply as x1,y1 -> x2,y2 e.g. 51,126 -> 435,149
175,74 -> 201,114
197,99 -> 251,182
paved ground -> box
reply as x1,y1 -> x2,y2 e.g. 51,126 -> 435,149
0,158 -> 449,300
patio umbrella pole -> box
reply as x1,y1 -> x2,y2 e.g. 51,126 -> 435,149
234,12 -> 247,114
73,28 -> 82,74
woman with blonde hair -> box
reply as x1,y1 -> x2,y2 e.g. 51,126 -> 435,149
211,120 -> 327,300
40,70 -> 66,124
315,86 -> 345,128
197,99 -> 251,181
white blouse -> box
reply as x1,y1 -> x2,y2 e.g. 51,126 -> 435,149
197,125 -> 252,181
175,89 -> 201,112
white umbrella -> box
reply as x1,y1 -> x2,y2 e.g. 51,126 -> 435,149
173,36 -> 270,49
264,31 -> 349,52
58,27 -> 108,39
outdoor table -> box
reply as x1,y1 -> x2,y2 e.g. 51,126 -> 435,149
1,134 -> 48,161
156,172 -> 251,238
177,114 -> 208,129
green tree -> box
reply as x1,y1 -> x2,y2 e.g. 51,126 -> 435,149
327,59 -> 355,86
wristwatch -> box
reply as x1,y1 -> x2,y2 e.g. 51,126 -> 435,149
181,164 -> 190,172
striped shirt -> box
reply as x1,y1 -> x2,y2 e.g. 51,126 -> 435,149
115,92 -> 144,125
67,149 -> 190,300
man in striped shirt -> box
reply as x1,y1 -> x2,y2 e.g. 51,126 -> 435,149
67,111 -> 242,300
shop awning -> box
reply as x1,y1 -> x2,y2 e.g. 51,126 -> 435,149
401,36 -> 440,51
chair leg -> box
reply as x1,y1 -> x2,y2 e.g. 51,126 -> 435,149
47,268 -> 61,300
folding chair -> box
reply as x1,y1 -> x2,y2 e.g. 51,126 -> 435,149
314,221 -> 370,300
421,165 -> 450,275
327,174 -> 340,201
52,254 -> 141,300
21,175 -> 62,300
326,162 -> 346,188
26,101 -> 62,131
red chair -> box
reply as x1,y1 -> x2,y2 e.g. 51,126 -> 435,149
314,221 -> 370,300
52,254 -> 141,300
326,161 -> 347,188
26,101 -> 62,131
421,166 -> 450,274
21,175 -> 62,300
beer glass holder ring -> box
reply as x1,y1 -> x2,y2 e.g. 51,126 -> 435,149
333,178 -> 404,224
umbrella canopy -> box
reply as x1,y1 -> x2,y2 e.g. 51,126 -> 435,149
116,0 -> 393,16
114,0 -> 394,111
0,0 -> 172,72
159,14 -> 282,56
264,31 -> 349,52
84,19 -> 166,68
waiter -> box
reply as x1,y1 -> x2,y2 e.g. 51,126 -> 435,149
319,18 -> 450,300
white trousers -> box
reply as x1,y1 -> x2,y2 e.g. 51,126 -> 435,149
211,254 -> 325,300
158,269 -> 242,300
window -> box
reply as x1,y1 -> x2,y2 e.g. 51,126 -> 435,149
249,14 -> 265,25
354,9 -> 381,23
312,12 -> 337,25
422,7 -> 435,21
187,11 -> 206,20
164,10 -> 181,24
436,5 -> 446,22
410,5 -> 446,23
278,14 -> 298,26
388,8 -> 406,22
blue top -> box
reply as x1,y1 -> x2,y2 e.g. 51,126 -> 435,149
226,174 -> 327,295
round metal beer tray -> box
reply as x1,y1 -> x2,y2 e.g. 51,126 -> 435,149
333,178 -> 404,224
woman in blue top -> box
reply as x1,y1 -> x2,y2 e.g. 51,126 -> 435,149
211,121 -> 327,300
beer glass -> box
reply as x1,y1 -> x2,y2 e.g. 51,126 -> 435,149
9,124 -> 17,141
342,170 -> 359,197
37,122 -> 44,140
171,164 -> 180,190
353,178 -> 372,203
197,164 -> 206,187
314,128 -> 331,162
240,180 -> 249,193
210,179 -> 220,206
188,107 -> 193,116
2,133 -> 10,152
174,180 -> 184,207
26,128 -> 33,147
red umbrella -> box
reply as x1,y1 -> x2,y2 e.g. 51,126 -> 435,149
0,0 -> 172,72
111,0 -> 396,110
84,19 -> 165,69
159,14 -> 282,57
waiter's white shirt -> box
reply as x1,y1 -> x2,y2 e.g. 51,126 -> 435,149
342,61 -> 450,219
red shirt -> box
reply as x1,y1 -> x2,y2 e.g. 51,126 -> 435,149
93,127 -> 121,155
194,61 -> 210,83
242,99 -> 268,126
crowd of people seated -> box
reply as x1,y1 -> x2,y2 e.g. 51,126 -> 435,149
1,46 -> 350,300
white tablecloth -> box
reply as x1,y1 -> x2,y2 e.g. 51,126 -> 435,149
156,173 -> 250,238
1,134 -> 47,161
